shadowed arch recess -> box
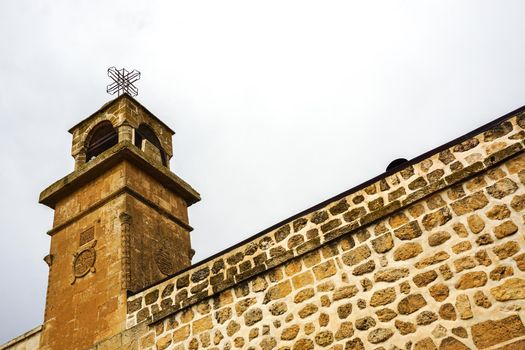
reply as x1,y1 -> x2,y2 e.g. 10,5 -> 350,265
135,123 -> 167,166
85,121 -> 118,162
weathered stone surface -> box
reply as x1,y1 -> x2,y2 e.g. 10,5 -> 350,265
455,271 -> 488,289
376,308 -> 397,322
156,334 -> 172,350
471,315 -> 525,349
352,260 -> 375,276
453,138 -> 479,152
433,325 -> 448,339
344,207 -> 367,222
298,303 -> 318,318
235,297 -> 256,316
415,251 -> 450,269
493,241 -> 520,260
438,337 -> 469,350
368,197 -> 384,211
395,319 -> 416,334
429,283 -> 449,302
416,311 -> 438,325
476,233 -> 494,246
422,207 -> 452,231
334,321 -> 354,340
292,218 -> 307,233
451,241 -> 472,254
484,121 -> 513,141
352,194 -> 364,204
368,328 -> 393,344
244,308 -> 263,326
467,214 -> 485,234
394,221 -> 422,240
454,256 -> 477,272
355,316 -> 376,330
275,224 -> 291,242
294,288 -> 314,303
413,270 -> 438,287
127,299 -> 142,313
399,281 -> 411,294
292,338 -> 314,350
493,220 -> 518,239
313,260 -> 337,280
452,223 -> 468,237
427,194 -> 446,209
409,176 -> 428,190
495,339 -> 525,350
510,194 -> 525,211
397,294 -> 427,315
389,213 -> 409,228
490,265 -> 514,281
486,204 -> 511,220
360,278 -> 372,292
439,264 -> 454,280
374,268 -> 409,283
314,330 -> 334,346
439,303 -> 457,320
455,295 -> 473,320
414,338 -> 437,350
408,203 -> 426,218
473,291 -> 492,308
487,178 -> 518,199
450,191 -> 489,215
371,233 -> 394,253
311,210 -> 329,224
320,218 -> 342,233
370,287 -> 396,307
393,242 -> 423,261
281,325 -> 300,340
193,315 -> 213,334
144,290 -> 159,305
337,303 -> 353,319
173,325 -> 190,343
333,285 -> 359,301
345,338 -> 365,350
342,245 -> 371,266
428,231 -> 451,247
490,278 -> 525,301
215,307 -> 232,323
514,253 -> 525,271
264,281 -> 292,303
451,327 -> 467,338
466,175 -> 488,192
329,199 -> 349,215
475,250 -> 492,266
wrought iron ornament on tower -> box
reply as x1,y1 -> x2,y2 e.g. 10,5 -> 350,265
106,67 -> 141,96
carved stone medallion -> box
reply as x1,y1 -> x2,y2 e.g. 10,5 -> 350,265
71,240 -> 97,284
155,245 -> 174,276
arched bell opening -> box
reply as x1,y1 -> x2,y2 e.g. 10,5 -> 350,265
85,121 -> 118,162
134,123 -> 167,166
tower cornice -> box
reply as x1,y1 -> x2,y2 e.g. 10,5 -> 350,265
39,141 -> 200,209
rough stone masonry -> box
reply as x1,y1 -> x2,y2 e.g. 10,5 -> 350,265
119,113 -> 525,349
2,95 -> 525,350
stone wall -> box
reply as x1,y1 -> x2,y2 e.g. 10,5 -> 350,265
0,326 -> 41,350
103,112 -> 525,349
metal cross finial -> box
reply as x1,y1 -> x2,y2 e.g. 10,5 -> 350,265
106,67 -> 141,97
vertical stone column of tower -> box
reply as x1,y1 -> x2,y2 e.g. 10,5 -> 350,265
38,94 -> 200,350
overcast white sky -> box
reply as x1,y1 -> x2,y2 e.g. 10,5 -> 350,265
2,0 -> 525,344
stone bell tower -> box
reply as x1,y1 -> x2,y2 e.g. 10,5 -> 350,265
38,94 -> 200,350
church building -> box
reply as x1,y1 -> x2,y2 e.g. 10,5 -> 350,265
2,93 -> 525,350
